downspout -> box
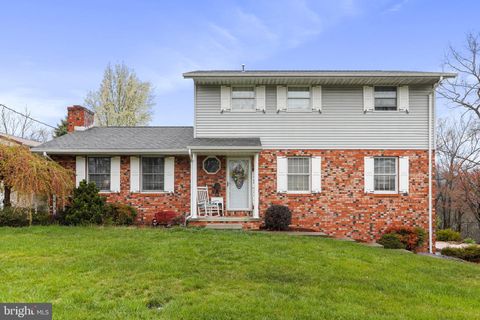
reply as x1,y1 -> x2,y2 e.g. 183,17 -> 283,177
185,148 -> 193,223
428,76 -> 443,253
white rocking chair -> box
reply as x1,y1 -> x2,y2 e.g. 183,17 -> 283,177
197,186 -> 221,216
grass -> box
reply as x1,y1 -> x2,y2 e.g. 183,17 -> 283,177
0,227 -> 479,319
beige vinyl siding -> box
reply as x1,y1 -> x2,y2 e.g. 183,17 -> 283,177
195,85 -> 432,149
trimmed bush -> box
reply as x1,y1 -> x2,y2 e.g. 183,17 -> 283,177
437,229 -> 462,242
378,225 -> 426,252
0,207 -> 53,227
63,180 -> 106,225
378,233 -> 406,249
441,245 -> 480,263
105,203 -> 137,225
31,210 -> 53,225
0,207 -> 29,227
264,205 -> 291,231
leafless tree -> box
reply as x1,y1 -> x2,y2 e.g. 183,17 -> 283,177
0,106 -> 50,142
439,32 -> 480,119
436,115 -> 480,230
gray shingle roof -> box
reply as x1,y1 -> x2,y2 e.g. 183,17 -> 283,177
31,126 -> 262,154
189,137 -> 261,149
32,126 -> 195,154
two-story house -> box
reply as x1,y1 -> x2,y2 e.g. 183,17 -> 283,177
32,70 -> 456,251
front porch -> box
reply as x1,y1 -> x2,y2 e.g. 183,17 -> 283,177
187,138 -> 262,225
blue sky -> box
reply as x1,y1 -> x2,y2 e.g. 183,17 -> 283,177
1,0 -> 478,128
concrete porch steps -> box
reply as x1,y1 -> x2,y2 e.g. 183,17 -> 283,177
204,223 -> 244,230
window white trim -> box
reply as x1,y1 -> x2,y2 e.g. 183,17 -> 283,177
373,157 -> 398,194
140,156 -> 165,192
87,156 -> 112,192
373,86 -> 399,112
286,86 -> 311,113
230,86 -> 256,112
286,157 -> 311,193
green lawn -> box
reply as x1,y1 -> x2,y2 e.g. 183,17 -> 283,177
0,227 -> 479,319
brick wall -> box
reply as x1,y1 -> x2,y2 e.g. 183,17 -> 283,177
196,155 -> 253,217
52,155 -> 191,223
258,149 -> 433,247
52,149 -> 433,249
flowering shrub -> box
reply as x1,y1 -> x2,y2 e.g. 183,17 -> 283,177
378,225 -> 426,251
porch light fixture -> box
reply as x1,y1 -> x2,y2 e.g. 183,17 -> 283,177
203,156 -> 221,174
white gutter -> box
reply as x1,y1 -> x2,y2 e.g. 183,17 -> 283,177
428,76 -> 443,253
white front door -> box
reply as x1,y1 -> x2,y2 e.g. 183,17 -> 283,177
227,158 -> 251,211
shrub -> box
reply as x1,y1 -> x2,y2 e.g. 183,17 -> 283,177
105,203 -> 137,225
378,225 -> 426,252
31,210 -> 53,225
437,229 -> 462,242
463,238 -> 476,244
63,180 -> 106,225
152,211 -> 184,227
264,205 -> 291,231
378,233 -> 406,249
441,245 -> 480,263
0,207 -> 29,227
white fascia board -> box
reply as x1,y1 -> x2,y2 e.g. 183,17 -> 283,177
31,149 -> 190,155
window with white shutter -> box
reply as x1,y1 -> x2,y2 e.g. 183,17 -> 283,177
276,156 -> 287,192
75,156 -> 86,187
141,157 -> 165,191
373,157 -> 398,194
287,157 -> 311,192
164,157 -> 175,192
276,86 -> 287,112
130,156 -> 140,192
399,156 -> 409,194
255,86 -> 266,112
220,86 -> 231,112
363,86 -> 374,112
87,157 -> 111,191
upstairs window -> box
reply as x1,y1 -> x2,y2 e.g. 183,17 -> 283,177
231,86 -> 255,111
142,157 -> 165,191
287,87 -> 310,111
374,157 -> 397,192
374,86 -> 397,111
287,157 -> 311,192
88,157 -> 111,191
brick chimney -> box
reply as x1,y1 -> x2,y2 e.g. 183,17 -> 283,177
67,105 -> 94,133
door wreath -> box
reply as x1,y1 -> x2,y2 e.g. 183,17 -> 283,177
231,162 -> 246,189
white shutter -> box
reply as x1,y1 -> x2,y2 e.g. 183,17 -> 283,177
399,156 -> 409,194
398,86 -> 409,112
255,85 -> 266,112
276,86 -> 287,112
130,156 -> 140,192
276,156 -> 288,192
311,156 -> 322,193
312,86 -> 322,112
111,156 -> 121,192
75,156 -> 86,187
220,86 -> 231,112
364,157 -> 374,193
363,86 -> 374,112
164,157 -> 175,192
